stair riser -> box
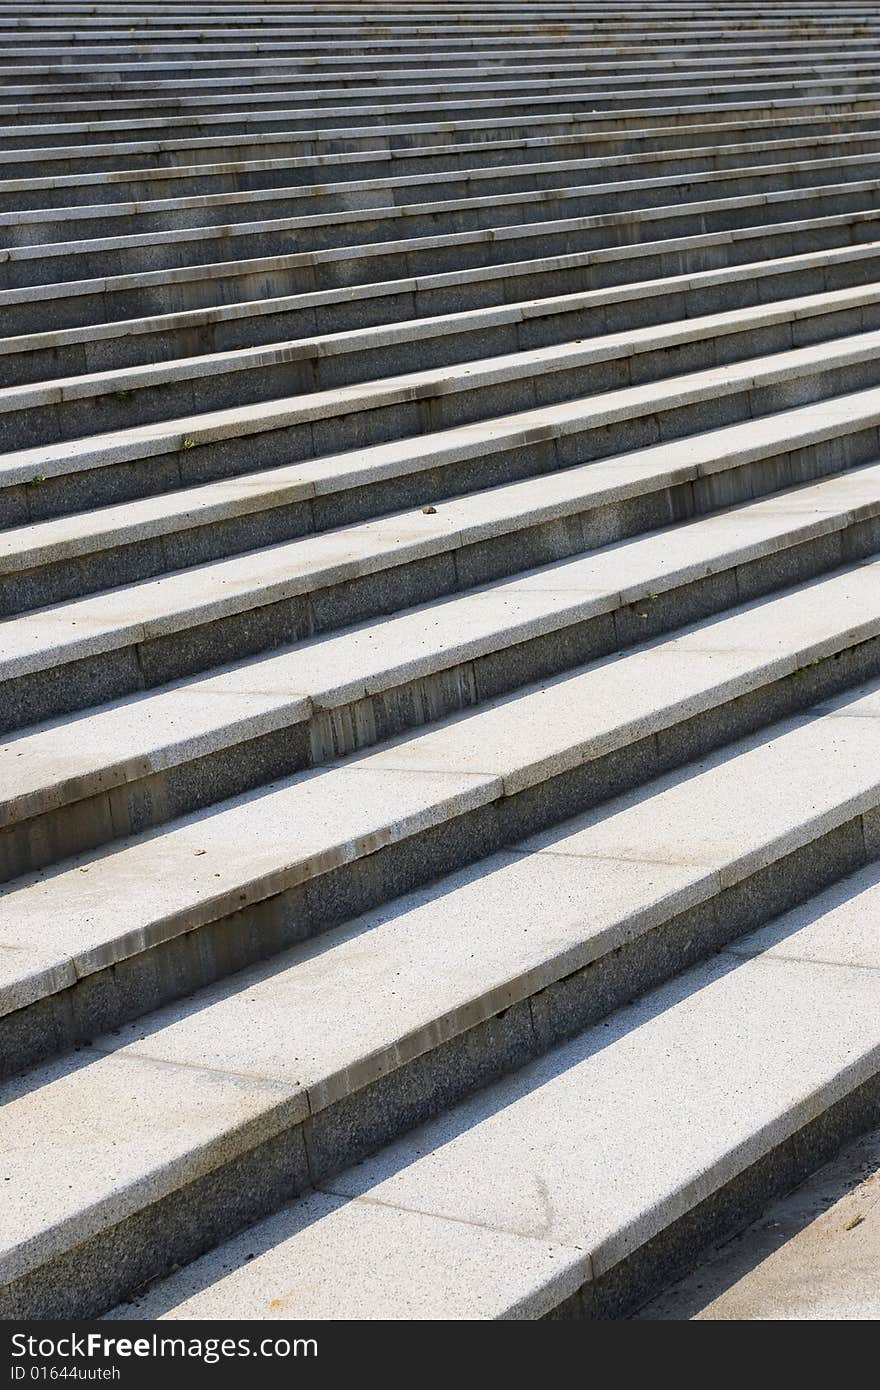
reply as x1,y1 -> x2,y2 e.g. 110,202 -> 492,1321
13,138 -> 880,236
7,89 -> 880,154
7,131 -> 880,212
9,246 -> 874,387
6,328 -> 879,538
4,473 -> 879,877
11,108 -> 880,170
6,74 -> 880,141
3,355 -> 873,617
7,290 -> 877,454
547,1064 -> 880,1319
9,208 -> 876,339
1,800 -> 874,1319
7,177 -> 878,292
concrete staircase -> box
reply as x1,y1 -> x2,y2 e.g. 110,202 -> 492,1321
3,0 -> 880,1322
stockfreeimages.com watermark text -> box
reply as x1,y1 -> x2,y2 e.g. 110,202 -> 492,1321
10,1332 -> 317,1373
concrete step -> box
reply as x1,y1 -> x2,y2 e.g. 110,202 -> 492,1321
5,280 -> 879,454
7,87 -> 880,154
4,463 -> 879,878
29,29 -> 841,50
10,146 -> 880,251
10,43 -> 880,110
8,201 -> 878,339
11,72 -> 878,129
7,59 -> 880,120
7,30 -> 879,49
10,53 -> 880,115
13,37 -> 880,86
9,107 -> 880,177
637,1116 -> 880,1319
102,851 -> 880,1321
4,317 -> 880,539
12,52 -> 880,85
8,236 -> 878,386
5,677 -> 880,1317
7,239 -> 879,388
7,176 -> 878,295
9,126 -> 880,218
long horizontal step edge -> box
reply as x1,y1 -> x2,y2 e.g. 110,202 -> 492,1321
2,319 -> 877,492
3,279 -> 876,425
2,490 -> 879,830
4,237 -> 876,360
103,857 -> 880,1322
4,674 -> 880,1298
3,550 -> 880,1025
12,145 -> 880,230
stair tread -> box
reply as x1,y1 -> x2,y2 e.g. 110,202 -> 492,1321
5,805 -> 879,1310
3,399 -> 877,683
4,236 -> 877,361
104,867 -> 880,1321
2,278 -> 875,418
2,575 -> 879,1022
3,321 -> 873,496
3,477 -> 878,825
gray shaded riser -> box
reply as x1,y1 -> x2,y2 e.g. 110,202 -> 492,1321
11,79 -> 873,137
12,55 -> 880,114
2,16 -> 876,32
7,62 -> 880,118
8,88 -> 880,152
9,149 -> 880,248
9,47 -> 880,73
5,497 -> 880,883
13,55 -> 880,89
13,107 -> 880,177
8,32 -> 878,52
10,152 -> 880,258
1,734 -> 877,1319
6,176 -> 880,292
3,287 -> 877,455
2,18 -> 879,38
551,1065 -> 880,1319
8,206 -> 878,338
4,19 -> 878,38
3,12 -> 879,25
8,238 -> 877,388
9,129 -> 880,217
5,300 -> 878,527
5,418 -> 880,732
